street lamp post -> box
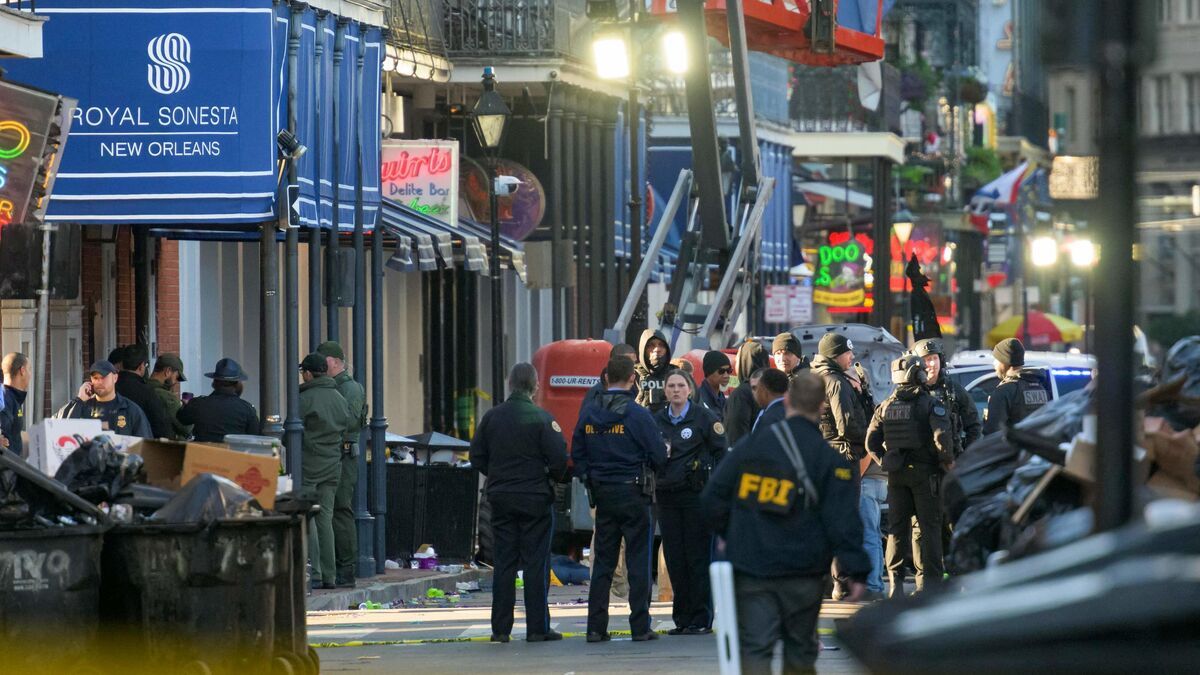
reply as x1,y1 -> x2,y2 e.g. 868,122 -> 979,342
472,67 -> 512,406
1069,237 -> 1096,352
1029,234 -> 1059,345
893,215 -> 913,341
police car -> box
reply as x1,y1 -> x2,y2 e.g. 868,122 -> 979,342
945,350 -> 1096,420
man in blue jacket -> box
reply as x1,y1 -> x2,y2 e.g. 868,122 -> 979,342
573,356 -> 668,643
702,373 -> 868,674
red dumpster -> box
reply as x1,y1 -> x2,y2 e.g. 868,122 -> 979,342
532,339 -> 612,455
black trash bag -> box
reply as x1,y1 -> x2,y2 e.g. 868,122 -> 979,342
112,482 -> 176,516
149,473 -> 263,523
1149,336 -> 1200,430
945,432 -> 1019,523
1006,456 -> 1055,507
946,493 -> 1011,575
53,435 -> 144,505
1012,387 -> 1094,443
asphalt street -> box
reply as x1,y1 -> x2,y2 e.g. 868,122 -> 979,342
310,586 -> 868,673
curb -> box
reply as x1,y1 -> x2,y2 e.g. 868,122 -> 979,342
305,568 -> 492,612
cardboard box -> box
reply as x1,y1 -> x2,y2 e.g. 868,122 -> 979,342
1063,435 -> 1150,485
131,440 -> 280,509
27,419 -> 104,477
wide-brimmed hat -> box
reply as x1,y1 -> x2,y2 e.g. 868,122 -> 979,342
204,357 -> 249,382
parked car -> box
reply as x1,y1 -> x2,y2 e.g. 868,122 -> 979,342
946,350 -> 1096,420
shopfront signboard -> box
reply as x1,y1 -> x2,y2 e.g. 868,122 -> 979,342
0,81 -> 60,228
381,140 -> 458,226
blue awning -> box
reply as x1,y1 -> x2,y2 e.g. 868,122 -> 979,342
3,0 -> 381,228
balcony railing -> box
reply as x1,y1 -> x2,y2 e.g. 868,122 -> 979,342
789,63 -> 902,134
390,0 -> 448,56
1,0 -> 36,10
442,0 -> 582,59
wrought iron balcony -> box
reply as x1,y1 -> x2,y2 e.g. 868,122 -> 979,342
389,0 -> 448,56
442,0 -> 583,60
789,63 -> 902,134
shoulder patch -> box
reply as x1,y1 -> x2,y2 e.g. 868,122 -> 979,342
713,421 -> 725,435
834,467 -> 852,480
932,405 -> 947,417
551,420 -> 562,433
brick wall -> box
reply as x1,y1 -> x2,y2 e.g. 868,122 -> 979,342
115,226 -> 136,346
156,238 -> 180,356
79,233 -> 104,372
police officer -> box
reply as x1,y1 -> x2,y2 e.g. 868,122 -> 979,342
701,373 -> 869,673
983,338 -> 1049,434
470,363 -> 569,643
177,358 -> 261,442
655,370 -> 727,635
865,356 -> 956,596
1,352 -> 31,457
696,351 -> 731,420
317,341 -> 367,588
147,353 -> 191,440
634,329 -> 672,414
299,352 -> 353,590
912,338 -> 980,455
771,332 -> 810,379
910,337 -> 979,581
572,356 -> 667,643
115,344 -> 172,439
55,361 -> 153,438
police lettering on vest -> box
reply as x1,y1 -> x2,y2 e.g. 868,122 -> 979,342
735,470 -> 800,514
584,423 -> 627,435
882,400 -> 924,450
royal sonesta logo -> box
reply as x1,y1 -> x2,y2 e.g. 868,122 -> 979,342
0,120 -> 32,226
147,33 -> 192,95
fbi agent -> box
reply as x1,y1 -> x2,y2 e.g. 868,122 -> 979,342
702,373 -> 869,673
865,356 -> 956,596
573,356 -> 668,643
655,370 -> 728,635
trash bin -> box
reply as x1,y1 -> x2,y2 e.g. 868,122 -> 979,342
100,517 -> 300,672
0,526 -> 105,668
385,463 -> 479,562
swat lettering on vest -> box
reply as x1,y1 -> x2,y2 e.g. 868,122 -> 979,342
884,404 -> 912,420
584,424 -> 626,435
736,472 -> 797,513
1024,389 -> 1048,406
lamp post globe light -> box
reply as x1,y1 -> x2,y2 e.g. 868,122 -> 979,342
1030,235 -> 1059,268
472,67 -> 512,406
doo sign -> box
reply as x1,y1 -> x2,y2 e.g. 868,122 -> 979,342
0,81 -> 60,228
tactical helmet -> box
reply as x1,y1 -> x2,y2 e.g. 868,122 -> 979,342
891,355 -> 927,385
911,338 -> 944,358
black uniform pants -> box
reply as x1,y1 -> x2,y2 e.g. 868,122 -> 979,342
489,492 -> 554,637
885,466 -> 944,591
830,471 -> 862,596
588,482 -> 654,636
655,488 -> 713,629
735,572 -> 824,675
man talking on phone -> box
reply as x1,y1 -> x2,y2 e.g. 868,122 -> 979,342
55,361 -> 153,438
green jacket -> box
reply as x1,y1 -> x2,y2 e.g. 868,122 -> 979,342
147,378 -> 191,440
299,376 -> 353,482
332,371 -> 367,443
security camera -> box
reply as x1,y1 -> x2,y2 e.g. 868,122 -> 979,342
494,175 -> 523,196
548,70 -> 559,80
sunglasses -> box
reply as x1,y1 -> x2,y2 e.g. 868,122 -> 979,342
717,367 -> 732,374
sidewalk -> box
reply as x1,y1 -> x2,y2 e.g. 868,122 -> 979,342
306,566 -> 493,612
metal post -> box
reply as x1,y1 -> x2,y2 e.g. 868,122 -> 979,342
627,87 -> 645,344
283,8 -> 303,474
872,158 -> 893,329
308,17 -> 325,349
548,87 -> 565,340
575,95 -> 591,337
370,208 -> 388,575
589,98 -> 605,336
562,90 -> 577,336
351,42 -> 375,577
627,0 -> 647,343
489,162 -> 505,404
327,20 -> 346,341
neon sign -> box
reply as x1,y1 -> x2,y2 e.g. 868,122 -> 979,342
0,121 -> 31,161
812,233 -> 871,307
0,80 -> 67,228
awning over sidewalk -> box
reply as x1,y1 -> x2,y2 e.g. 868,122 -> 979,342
379,199 -> 525,280
2,0 -> 382,228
